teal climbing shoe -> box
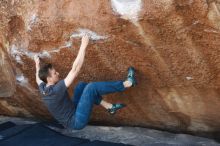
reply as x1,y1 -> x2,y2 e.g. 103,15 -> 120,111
126,66 -> 137,86
107,103 -> 126,115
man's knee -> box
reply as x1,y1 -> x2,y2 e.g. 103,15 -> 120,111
85,82 -> 97,91
83,83 -> 99,97
75,82 -> 87,90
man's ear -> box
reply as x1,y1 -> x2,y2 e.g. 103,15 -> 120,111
46,76 -> 50,83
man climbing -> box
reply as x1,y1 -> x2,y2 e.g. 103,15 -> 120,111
34,35 -> 136,130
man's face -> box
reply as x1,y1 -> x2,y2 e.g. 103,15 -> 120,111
48,68 -> 59,83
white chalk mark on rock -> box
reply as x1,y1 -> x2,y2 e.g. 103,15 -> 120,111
111,0 -> 142,22
186,76 -> 193,80
204,28 -> 220,34
27,13 -> 38,31
9,45 -> 51,64
10,29 -> 106,64
59,41 -> 72,49
16,74 -> 28,84
48,41 -> 72,53
70,29 -> 108,41
10,45 -> 24,64
15,72 -> 39,95
25,50 -> 51,59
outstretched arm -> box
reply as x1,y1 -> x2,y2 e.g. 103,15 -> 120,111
64,35 -> 89,87
34,55 -> 43,85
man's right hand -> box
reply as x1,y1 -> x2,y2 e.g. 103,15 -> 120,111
34,55 -> 40,70
81,35 -> 89,49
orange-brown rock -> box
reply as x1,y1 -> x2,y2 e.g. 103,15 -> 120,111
0,0 -> 220,137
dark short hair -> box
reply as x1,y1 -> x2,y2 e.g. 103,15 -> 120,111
38,63 -> 53,83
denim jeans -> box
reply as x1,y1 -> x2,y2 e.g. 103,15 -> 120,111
68,81 -> 125,130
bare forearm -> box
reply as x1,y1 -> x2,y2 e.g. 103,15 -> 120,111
34,55 -> 43,85
71,44 -> 87,72
64,35 -> 89,87
64,46 -> 86,87
35,66 -> 41,84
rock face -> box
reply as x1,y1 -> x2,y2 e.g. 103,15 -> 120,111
0,0 -> 220,137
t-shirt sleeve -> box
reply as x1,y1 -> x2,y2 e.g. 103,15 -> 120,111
38,82 -> 46,93
53,80 -> 67,93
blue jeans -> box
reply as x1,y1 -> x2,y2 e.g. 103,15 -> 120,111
68,81 -> 125,130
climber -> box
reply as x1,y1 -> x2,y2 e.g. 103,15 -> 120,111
34,35 -> 136,130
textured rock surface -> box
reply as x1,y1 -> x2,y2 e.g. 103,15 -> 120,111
0,0 -> 220,137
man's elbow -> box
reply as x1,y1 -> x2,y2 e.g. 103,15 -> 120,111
36,78 -> 39,84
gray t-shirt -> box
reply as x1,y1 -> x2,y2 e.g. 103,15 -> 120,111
39,80 -> 75,127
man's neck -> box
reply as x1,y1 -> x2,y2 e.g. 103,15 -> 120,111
46,82 -> 55,87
